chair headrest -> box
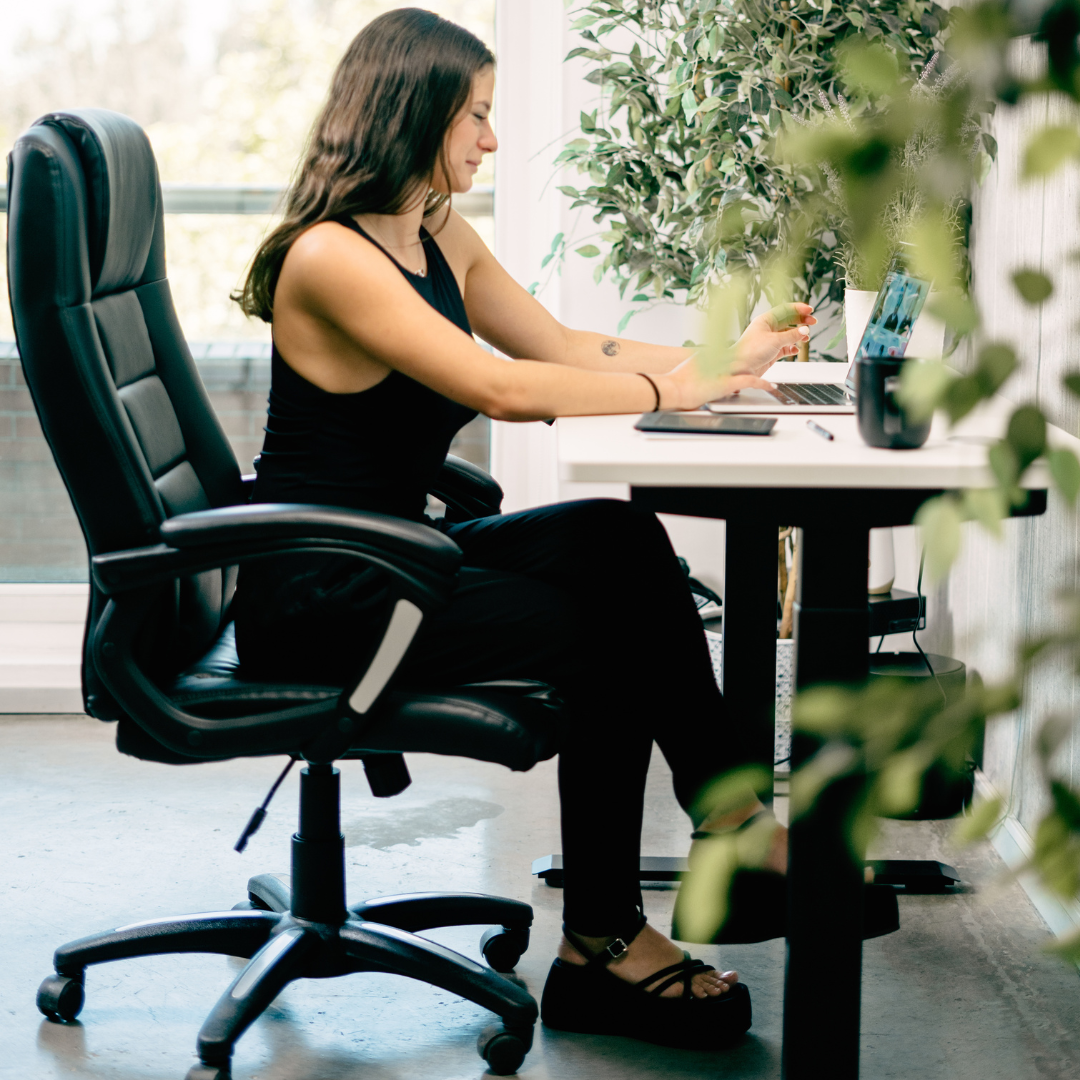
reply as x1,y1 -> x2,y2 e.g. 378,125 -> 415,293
33,108 -> 161,296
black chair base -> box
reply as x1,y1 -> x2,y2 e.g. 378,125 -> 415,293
37,766 -> 538,1079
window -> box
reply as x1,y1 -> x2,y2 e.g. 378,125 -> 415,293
0,0 -> 495,581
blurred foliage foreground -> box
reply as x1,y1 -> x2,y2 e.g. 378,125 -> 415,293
677,0 -> 1080,966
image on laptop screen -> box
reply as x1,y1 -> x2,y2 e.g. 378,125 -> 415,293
857,270 -> 931,359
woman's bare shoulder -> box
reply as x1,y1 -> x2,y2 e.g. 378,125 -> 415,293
279,219 -> 390,295
285,219 -> 367,266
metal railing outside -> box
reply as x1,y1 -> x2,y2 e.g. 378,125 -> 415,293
0,183 -> 493,216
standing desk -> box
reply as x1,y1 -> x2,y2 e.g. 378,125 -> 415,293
556,362 -> 1063,1079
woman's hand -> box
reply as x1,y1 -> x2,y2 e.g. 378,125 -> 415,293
659,303 -> 817,410
730,302 -> 817,376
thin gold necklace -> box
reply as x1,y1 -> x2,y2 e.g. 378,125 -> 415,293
360,219 -> 427,277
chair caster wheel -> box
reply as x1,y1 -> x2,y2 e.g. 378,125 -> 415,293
37,973 -> 84,1022
477,1024 -> 529,1075
480,926 -> 529,972
185,1064 -> 230,1080
231,900 -> 256,911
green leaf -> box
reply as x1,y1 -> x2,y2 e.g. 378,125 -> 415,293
1064,372 -> 1080,397
975,343 -> 1017,395
877,749 -> 931,817
575,244 -> 601,258
914,495 -> 963,583
927,292 -> 981,336
897,358 -> 953,422
1006,405 -> 1047,471
550,232 -> 565,254
1048,448 -> 1080,503
988,439 -> 1020,490
791,686 -> 854,736
942,375 -> 984,423
1012,269 -> 1054,305
952,795 -> 1003,846
631,293 -> 649,302
840,40 -> 900,95
675,830 -> 738,942
689,764 -> 774,823
1044,926 -> 1080,966
1023,125 -> 1080,179
617,308 -> 636,334
961,488 -> 1006,538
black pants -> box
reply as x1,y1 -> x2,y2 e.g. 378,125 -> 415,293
238,500 -> 754,935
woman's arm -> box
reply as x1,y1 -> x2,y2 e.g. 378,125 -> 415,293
452,212 -> 815,374
274,220 -> 808,421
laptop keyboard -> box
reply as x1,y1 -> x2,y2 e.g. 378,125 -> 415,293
771,382 -> 851,406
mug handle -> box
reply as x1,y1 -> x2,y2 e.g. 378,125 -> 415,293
883,375 -> 903,435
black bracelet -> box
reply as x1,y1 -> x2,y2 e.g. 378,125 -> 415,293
637,372 -> 662,412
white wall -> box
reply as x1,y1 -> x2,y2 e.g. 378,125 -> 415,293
491,0 -> 725,591
936,39 -> 1080,830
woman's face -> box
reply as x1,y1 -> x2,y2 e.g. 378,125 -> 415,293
437,65 -> 497,195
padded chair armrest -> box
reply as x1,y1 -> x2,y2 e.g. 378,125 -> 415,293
162,503 -> 459,565
429,454 -> 504,522
93,504 -> 461,607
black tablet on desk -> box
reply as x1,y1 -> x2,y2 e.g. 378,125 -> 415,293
635,412 -> 777,435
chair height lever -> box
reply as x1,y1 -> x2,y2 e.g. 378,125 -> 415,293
235,759 -> 297,853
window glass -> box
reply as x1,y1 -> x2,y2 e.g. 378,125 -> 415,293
0,0 -> 495,581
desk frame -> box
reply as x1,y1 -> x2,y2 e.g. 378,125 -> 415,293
630,485 -> 1046,1080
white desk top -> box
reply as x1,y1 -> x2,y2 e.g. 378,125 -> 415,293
558,363 -> 1071,490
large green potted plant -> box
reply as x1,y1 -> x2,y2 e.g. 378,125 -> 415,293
557,0 -> 949,342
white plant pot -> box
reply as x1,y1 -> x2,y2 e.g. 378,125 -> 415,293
844,287 -> 947,366
868,527 -> 895,595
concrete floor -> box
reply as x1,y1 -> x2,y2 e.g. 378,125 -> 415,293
2,716 -> 1078,1080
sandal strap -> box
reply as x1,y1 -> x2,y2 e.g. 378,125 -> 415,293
562,909 -> 648,969
635,952 -> 716,998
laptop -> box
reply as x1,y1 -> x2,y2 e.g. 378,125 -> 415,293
705,267 -> 931,414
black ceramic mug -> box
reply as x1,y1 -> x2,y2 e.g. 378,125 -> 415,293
855,356 -> 932,449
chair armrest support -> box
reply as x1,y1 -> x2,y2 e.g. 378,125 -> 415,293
429,455 -> 503,522
93,503 -> 461,607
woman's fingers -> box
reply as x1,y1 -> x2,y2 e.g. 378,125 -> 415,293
712,374 -> 776,400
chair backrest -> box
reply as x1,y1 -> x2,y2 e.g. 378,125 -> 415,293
6,109 -> 247,705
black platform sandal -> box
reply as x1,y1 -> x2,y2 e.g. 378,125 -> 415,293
540,911 -> 752,1050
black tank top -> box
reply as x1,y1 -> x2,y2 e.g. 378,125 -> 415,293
251,214 -> 477,522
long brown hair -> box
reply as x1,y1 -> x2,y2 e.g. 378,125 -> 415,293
235,8 -> 494,322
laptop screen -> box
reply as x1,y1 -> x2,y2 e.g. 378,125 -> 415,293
843,269 -> 931,391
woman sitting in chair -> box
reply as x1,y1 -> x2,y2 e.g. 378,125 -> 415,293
233,7 -> 812,1050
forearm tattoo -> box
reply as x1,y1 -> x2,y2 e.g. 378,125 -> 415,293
601,339 -> 621,357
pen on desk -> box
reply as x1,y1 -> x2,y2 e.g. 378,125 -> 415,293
806,419 -> 834,441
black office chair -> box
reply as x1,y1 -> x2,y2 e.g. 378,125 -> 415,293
7,108 -> 563,1080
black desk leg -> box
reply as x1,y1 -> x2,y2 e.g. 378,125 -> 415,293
782,522 -> 870,1080
722,516 -> 779,771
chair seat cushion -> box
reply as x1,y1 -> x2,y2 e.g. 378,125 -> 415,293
120,623 -> 563,771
